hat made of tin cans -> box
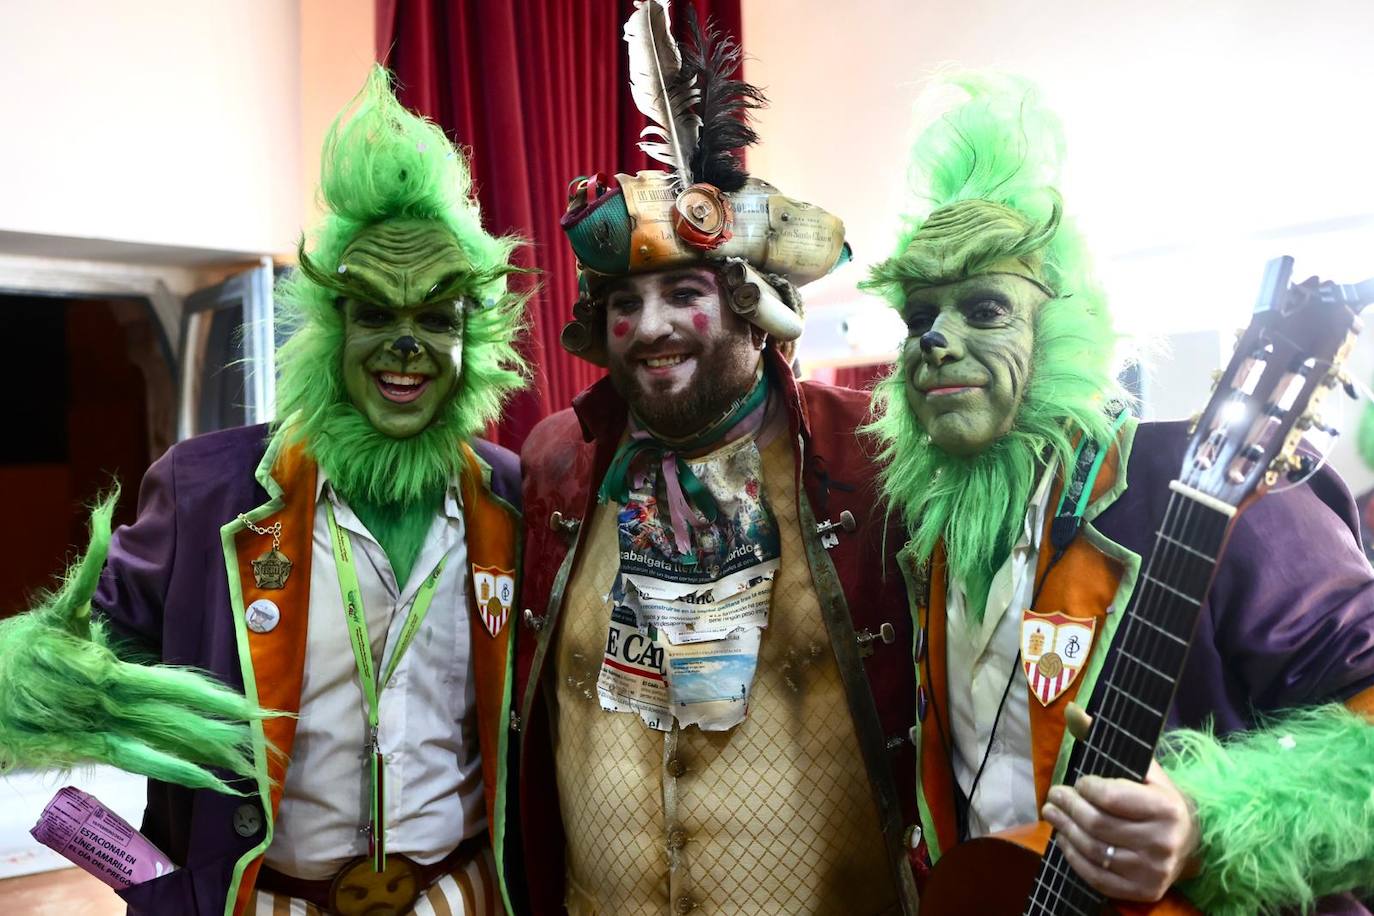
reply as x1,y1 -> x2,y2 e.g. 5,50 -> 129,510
558,1 -> 850,366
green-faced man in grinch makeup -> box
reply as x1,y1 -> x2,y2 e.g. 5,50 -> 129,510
863,75 -> 1374,915
280,67 -> 528,581
863,93 -> 1121,618
0,63 -> 535,891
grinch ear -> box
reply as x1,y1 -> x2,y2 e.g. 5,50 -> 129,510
294,241 -> 350,298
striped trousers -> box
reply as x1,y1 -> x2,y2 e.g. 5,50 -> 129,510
252,846 -> 500,916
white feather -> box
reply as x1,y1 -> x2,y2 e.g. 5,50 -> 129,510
623,0 -> 700,186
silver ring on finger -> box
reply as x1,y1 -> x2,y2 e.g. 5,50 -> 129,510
1102,844 -> 1116,871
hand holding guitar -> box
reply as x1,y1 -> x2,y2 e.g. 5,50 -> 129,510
1041,704 -> 1201,903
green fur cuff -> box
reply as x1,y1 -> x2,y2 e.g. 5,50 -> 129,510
1162,704 -> 1374,915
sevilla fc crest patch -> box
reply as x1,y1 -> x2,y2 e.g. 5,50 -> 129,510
1020,609 -> 1097,706
472,564 -> 515,637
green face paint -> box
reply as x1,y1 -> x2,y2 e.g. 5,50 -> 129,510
900,273 -> 1045,457
337,219 -> 473,439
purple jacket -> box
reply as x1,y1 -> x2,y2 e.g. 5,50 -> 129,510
90,423 -> 520,915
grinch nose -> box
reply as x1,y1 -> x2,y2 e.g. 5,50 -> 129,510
919,330 -> 948,354
391,335 -> 421,357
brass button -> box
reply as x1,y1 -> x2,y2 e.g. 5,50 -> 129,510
674,894 -> 696,913
665,757 -> 687,778
667,827 -> 688,850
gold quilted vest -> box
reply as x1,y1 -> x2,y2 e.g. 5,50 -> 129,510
550,433 -> 898,915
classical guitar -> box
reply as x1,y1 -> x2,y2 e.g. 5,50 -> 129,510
919,256 -> 1373,915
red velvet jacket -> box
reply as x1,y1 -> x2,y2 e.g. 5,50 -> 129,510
509,349 -> 920,914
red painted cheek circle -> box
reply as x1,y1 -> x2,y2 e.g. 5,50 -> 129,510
611,319 -> 630,339
691,311 -> 710,332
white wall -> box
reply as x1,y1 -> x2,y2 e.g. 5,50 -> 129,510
299,0 -> 376,235
746,0 -> 1374,489
0,1 -> 302,262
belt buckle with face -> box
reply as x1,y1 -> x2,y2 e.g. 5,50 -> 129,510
328,855 -> 422,916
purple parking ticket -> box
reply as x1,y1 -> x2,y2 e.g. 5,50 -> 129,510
29,786 -> 173,889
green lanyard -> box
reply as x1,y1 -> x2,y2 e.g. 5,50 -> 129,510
325,501 -> 447,872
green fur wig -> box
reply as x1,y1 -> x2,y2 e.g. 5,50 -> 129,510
1163,704 -> 1374,914
273,66 -> 527,509
0,493 -> 267,793
863,75 -> 1125,615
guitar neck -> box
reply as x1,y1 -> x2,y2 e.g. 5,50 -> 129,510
1022,483 -> 1234,916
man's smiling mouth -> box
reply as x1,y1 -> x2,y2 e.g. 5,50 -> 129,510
375,371 -> 431,403
922,384 -> 982,397
639,353 -> 693,374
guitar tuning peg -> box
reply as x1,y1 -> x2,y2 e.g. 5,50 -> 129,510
1324,369 -> 1360,400
1297,412 -> 1332,433
1187,411 -> 1202,435
1307,413 -> 1340,436
1286,453 -> 1316,482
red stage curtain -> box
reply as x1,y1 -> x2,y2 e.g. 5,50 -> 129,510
380,0 -> 742,451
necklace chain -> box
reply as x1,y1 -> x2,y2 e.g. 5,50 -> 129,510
238,514 -> 282,551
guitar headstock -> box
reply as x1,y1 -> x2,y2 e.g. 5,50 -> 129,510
1180,256 -> 1366,514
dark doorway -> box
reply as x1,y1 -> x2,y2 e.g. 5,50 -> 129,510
0,295 -> 174,617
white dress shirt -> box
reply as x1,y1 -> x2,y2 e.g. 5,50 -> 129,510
263,477 -> 484,879
945,463 -> 1057,838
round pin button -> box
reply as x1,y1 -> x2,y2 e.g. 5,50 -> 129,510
245,599 -> 280,634
232,803 -> 262,838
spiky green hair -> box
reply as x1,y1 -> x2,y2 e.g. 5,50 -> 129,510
273,66 -> 527,506
863,75 -> 1126,613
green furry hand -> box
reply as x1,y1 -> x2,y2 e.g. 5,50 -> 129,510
0,492 -> 273,795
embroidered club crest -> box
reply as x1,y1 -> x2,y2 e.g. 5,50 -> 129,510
1020,609 -> 1097,706
472,564 -> 515,637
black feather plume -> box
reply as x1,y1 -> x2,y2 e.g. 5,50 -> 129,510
679,7 -> 766,192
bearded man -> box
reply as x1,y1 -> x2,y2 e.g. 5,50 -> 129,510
0,69 -> 524,916
868,77 -> 1374,914
511,5 -> 922,914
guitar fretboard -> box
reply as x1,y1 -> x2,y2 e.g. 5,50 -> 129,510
1022,485 -> 1233,916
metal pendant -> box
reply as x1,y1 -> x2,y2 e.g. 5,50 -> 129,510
251,548 -> 292,590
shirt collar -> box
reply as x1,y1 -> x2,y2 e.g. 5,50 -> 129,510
1023,459 -> 1058,552
315,469 -> 464,520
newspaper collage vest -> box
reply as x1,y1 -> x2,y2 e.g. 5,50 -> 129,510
551,432 -> 897,915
